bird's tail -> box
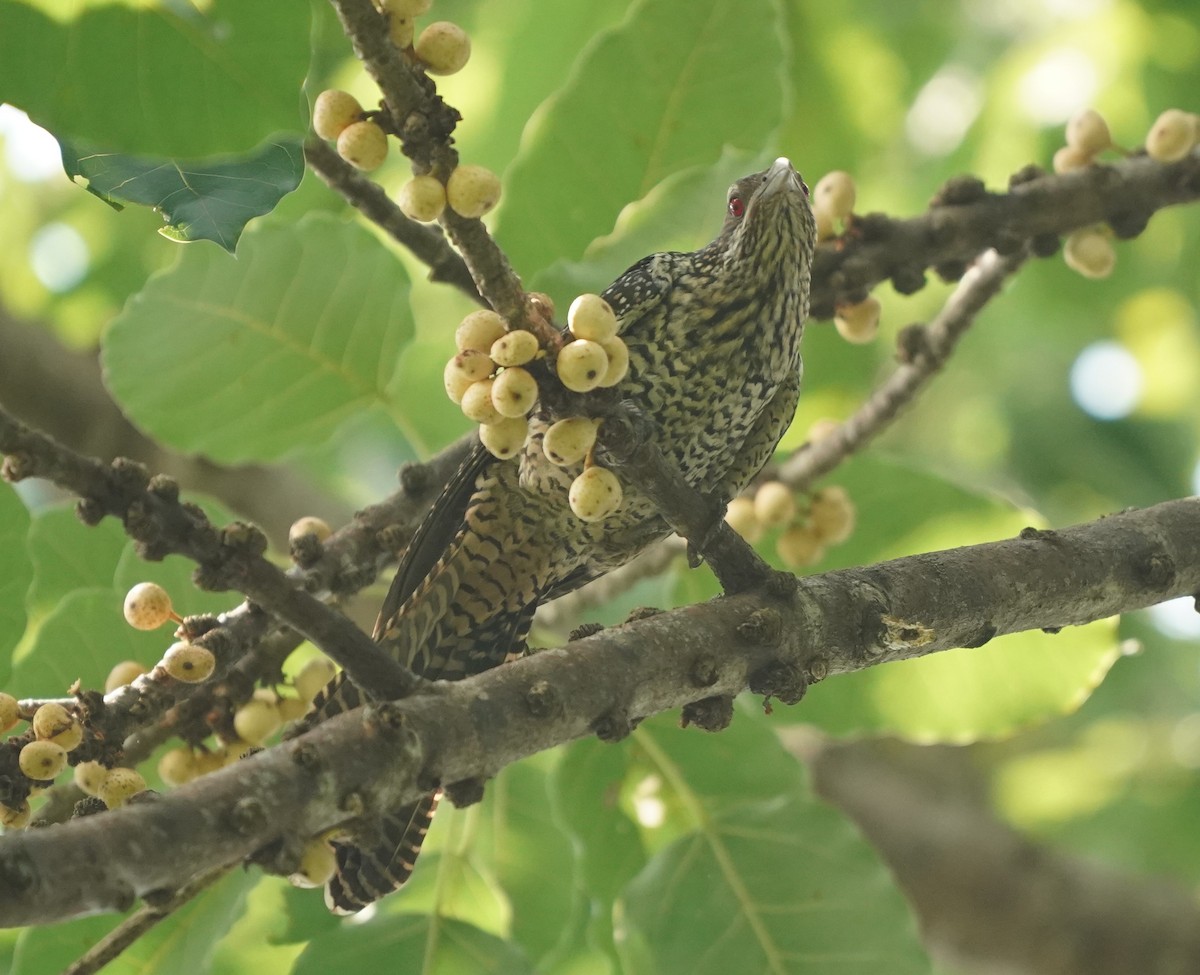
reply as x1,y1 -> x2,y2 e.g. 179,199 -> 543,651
326,792 -> 439,914
307,455 -> 548,912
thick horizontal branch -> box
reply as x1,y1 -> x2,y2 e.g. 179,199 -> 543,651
2,497 -> 1196,926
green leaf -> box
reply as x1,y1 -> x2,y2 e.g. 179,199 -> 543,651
59,137 -> 304,252
14,588 -> 165,695
293,914 -> 534,975
12,868 -> 254,975
25,505 -> 127,617
496,0 -> 787,275
383,851 -> 512,940
15,496 -> 239,696
532,147 -> 773,309
474,758 -> 583,965
0,0 -> 308,157
550,740 -> 646,967
0,487 -> 32,680
617,712 -> 930,975
102,214 -> 418,465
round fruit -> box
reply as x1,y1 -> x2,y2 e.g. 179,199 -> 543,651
49,719 -> 83,752
542,417 -> 598,466
157,748 -> 197,787
98,767 -> 147,809
123,582 -> 175,630
1146,109 -> 1197,163
776,525 -> 826,569
193,749 -> 225,777
290,838 -> 338,888
234,699 -> 282,745
461,378 -> 503,425
833,297 -> 881,344
446,348 -> 494,383
379,0 -> 431,15
0,692 -> 19,732
397,175 -> 446,223
1065,108 -> 1112,156
1053,145 -> 1091,174
386,11 -> 414,48
490,330 -> 539,368
414,21 -> 471,76
567,294 -> 619,343
491,367 -> 539,418
443,359 -> 475,405
277,696 -> 309,722
105,660 -> 147,693
312,89 -> 362,141
162,642 -> 216,683
814,171 -> 856,220
336,120 -> 389,172
456,310 -> 508,353
753,481 -> 796,528
724,496 -> 763,543
556,340 -> 609,393
598,337 -> 630,387
446,165 -> 501,219
19,740 -> 67,781
814,206 -> 836,242
289,516 -> 332,547
479,416 -> 529,460
569,466 -> 623,522
74,760 -> 108,797
1063,228 -> 1115,279
0,800 -> 31,830
32,702 -> 72,741
294,657 -> 338,704
809,486 -> 856,544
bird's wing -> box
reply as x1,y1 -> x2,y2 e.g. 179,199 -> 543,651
601,251 -> 681,330
718,366 -> 803,499
372,438 -> 493,640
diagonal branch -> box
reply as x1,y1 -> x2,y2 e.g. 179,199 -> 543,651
773,245 -> 1028,492
1,495 -> 1196,927
0,409 -> 420,702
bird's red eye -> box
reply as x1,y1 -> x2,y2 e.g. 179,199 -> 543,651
728,196 -> 745,218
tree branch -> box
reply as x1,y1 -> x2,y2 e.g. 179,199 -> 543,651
773,245 -> 1028,491
2,496 -> 1196,927
0,408 -> 421,701
807,151 -> 1200,319
803,734 -> 1200,975
302,139 -> 482,303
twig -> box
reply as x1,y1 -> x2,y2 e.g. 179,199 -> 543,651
774,246 -> 1028,491
322,0 -> 558,346
61,862 -> 237,975
596,411 -> 779,595
303,139 -> 481,302
2,496 -> 1196,927
0,407 -> 422,701
808,151 -> 1200,319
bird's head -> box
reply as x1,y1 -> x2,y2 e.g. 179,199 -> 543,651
719,157 -> 816,279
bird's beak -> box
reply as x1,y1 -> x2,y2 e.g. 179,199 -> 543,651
758,157 -> 800,200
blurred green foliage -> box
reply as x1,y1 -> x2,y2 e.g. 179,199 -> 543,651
0,0 -> 1198,972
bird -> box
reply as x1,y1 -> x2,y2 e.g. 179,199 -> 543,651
310,156 -> 817,913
